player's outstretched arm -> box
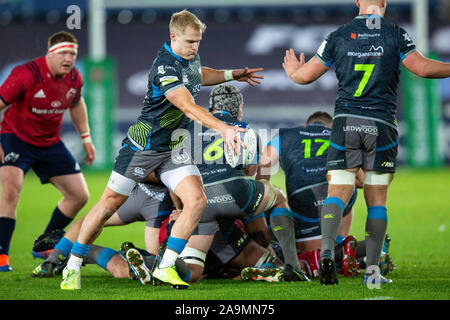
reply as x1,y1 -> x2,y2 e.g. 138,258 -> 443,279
165,86 -> 247,157
402,51 -> 450,79
69,97 -> 96,166
283,49 -> 329,85
201,67 -> 264,86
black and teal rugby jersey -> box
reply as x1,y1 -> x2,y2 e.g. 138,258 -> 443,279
186,111 -> 252,184
127,41 -> 202,152
316,15 -> 416,126
269,123 -> 331,198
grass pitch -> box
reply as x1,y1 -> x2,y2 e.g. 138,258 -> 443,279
0,168 -> 449,300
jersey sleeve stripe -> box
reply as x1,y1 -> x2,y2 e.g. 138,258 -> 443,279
30,62 -> 43,82
399,48 -> 417,62
25,64 -> 38,84
315,54 -> 333,67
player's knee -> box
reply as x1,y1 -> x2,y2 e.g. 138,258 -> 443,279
75,189 -> 90,207
2,183 -> 22,203
180,247 -> 206,283
0,174 -> 22,202
182,193 -> 207,215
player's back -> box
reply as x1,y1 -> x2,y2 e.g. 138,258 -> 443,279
316,15 -> 416,125
186,111 -> 248,184
277,123 -> 331,197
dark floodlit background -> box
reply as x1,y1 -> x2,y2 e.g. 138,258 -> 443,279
0,0 -> 448,169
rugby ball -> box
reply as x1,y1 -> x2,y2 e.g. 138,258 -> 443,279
225,127 -> 257,169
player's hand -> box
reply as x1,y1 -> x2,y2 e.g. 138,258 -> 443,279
219,124 -> 247,158
232,67 -> 264,86
283,49 -> 305,79
82,142 -> 96,166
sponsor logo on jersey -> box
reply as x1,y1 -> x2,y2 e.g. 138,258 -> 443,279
343,125 -> 379,136
31,108 -> 65,114
347,45 -> 384,58
158,65 -> 165,74
403,32 -> 412,42
314,199 -> 325,207
66,88 -> 77,100
207,193 -> 234,204
34,89 -> 46,98
160,75 -> 179,86
298,129 -> 331,136
357,33 -> 381,39
51,101 -> 61,108
138,183 -> 166,202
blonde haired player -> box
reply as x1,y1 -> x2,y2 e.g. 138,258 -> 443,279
60,9 -> 264,290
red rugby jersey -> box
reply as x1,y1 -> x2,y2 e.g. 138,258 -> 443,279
0,56 -> 83,147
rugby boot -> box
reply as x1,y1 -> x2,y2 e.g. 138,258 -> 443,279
342,235 -> 359,277
298,249 -> 320,278
33,229 -> 65,252
379,253 -> 396,275
152,265 -> 189,289
319,255 -> 339,285
126,248 -> 151,285
120,241 -> 136,257
60,267 -> 81,290
283,264 -> 311,282
53,254 -> 68,275
32,249 -> 53,260
241,266 -> 283,282
150,241 -> 166,284
379,234 -> 395,275
31,260 -> 57,278
381,233 -> 391,255
0,254 -> 12,272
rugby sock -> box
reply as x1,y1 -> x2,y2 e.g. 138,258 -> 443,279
365,206 -> 388,268
44,206 -> 73,233
320,197 -> 345,260
85,245 -> 117,271
48,237 -> 73,264
67,241 -> 90,271
336,235 -> 345,245
0,217 -> 15,256
356,240 -> 366,259
159,236 -> 187,269
269,208 -> 301,272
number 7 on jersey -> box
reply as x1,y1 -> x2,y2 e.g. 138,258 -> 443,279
353,64 -> 375,97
